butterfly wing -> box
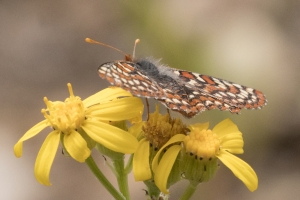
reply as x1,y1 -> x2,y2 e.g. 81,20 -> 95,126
98,60 -> 267,118
98,61 -> 166,99
174,69 -> 267,114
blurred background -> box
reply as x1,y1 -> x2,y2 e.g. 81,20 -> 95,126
1,0 -> 300,199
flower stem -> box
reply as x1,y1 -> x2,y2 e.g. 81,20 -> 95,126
113,156 -> 131,200
85,155 -> 125,200
179,182 -> 199,200
143,179 -> 161,198
124,154 -> 133,173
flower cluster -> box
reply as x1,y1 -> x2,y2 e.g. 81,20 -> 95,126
14,83 -> 258,199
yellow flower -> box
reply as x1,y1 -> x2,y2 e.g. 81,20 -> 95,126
14,83 -> 143,186
131,106 -> 188,182
152,119 -> 258,194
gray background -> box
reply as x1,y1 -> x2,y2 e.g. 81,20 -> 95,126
1,1 -> 300,199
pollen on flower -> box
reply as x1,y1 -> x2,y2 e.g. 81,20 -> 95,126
41,84 -> 85,134
184,129 -> 220,161
143,106 -> 188,149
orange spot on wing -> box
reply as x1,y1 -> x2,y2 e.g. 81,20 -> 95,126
201,75 -> 215,85
181,71 -> 195,79
122,63 -> 135,70
229,85 -> 239,94
106,76 -> 115,83
205,85 -> 218,92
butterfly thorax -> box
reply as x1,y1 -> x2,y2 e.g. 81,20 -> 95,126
134,59 -> 182,90
135,59 -> 160,77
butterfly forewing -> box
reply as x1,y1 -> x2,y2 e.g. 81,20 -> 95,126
99,61 -> 165,99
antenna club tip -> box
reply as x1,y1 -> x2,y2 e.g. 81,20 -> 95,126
135,39 -> 140,44
85,38 -> 93,43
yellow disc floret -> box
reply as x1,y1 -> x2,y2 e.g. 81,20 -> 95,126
41,83 -> 85,134
143,106 -> 188,149
180,128 -> 220,183
184,129 -> 220,160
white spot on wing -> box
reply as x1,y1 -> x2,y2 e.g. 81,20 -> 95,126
205,101 -> 213,106
119,63 -> 132,72
133,79 -> 140,85
214,93 -> 222,98
98,69 -> 106,74
237,94 -> 245,99
246,88 -> 254,93
123,72 -> 129,77
227,92 -> 236,98
233,83 -> 242,88
240,90 -> 249,96
182,100 -> 189,105
142,82 -> 149,87
196,76 -> 205,82
219,92 -> 227,96
215,101 -> 222,105
138,86 -> 145,90
112,73 -> 119,78
223,81 -> 231,86
188,79 -> 198,85
116,67 -> 123,73
238,98 -> 244,102
100,67 -> 108,71
172,98 -> 181,104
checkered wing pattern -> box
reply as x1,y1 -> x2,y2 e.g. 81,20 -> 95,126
98,61 -> 165,99
98,60 -> 267,118
168,70 -> 266,117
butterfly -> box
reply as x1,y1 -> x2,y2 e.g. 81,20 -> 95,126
87,38 -> 267,118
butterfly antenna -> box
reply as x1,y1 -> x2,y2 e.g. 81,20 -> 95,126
132,39 -> 140,60
85,38 -> 129,58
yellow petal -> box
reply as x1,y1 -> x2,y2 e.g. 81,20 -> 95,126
82,119 -> 138,154
34,130 -> 60,186
63,130 -> 91,162
83,87 -> 133,107
86,97 -> 143,121
133,139 -> 151,181
152,134 -> 185,172
189,122 -> 209,131
128,121 -> 145,138
14,120 -> 48,158
221,134 -> 244,154
217,150 -> 258,192
212,118 -> 241,138
154,145 -> 181,194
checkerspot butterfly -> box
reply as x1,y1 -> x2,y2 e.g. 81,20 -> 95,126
86,38 -> 267,118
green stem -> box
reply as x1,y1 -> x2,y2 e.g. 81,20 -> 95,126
85,156 -> 125,200
179,182 -> 199,200
113,157 -> 131,200
124,154 -> 133,173
143,179 -> 160,198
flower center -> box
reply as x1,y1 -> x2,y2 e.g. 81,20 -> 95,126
184,129 -> 220,160
143,106 -> 188,150
41,83 -> 85,134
